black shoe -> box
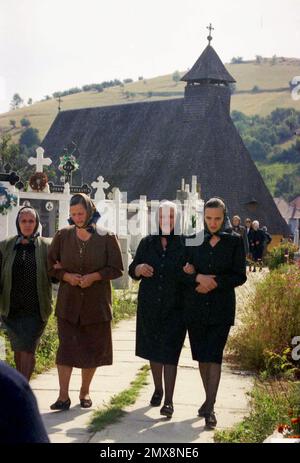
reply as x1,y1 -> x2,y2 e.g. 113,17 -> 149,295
80,398 -> 93,408
198,402 -> 208,417
50,398 -> 71,410
205,410 -> 217,429
160,403 -> 174,418
150,390 -> 163,407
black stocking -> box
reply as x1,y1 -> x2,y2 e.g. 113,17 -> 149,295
150,361 -> 163,394
199,362 -> 222,412
163,364 -> 177,405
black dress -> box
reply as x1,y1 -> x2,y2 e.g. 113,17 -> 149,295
248,229 -> 265,261
2,243 -> 46,352
129,235 -> 187,365
183,232 -> 247,364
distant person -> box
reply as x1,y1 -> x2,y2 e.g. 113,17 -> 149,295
0,361 -> 49,443
248,220 -> 265,272
0,207 -> 52,381
261,225 -> 272,259
232,215 -> 249,255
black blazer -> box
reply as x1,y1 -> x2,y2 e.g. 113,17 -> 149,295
129,235 -> 189,317
183,232 -> 247,326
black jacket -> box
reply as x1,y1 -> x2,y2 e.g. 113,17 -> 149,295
129,234 -> 187,316
183,232 -> 247,326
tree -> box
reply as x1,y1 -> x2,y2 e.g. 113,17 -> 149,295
27,98 -> 33,105
229,83 -> 237,94
20,118 -> 31,128
251,85 -> 260,93
172,70 -> 181,85
123,78 -> 133,84
255,55 -> 263,65
0,134 -> 20,168
231,56 -> 243,64
9,119 -> 16,129
19,128 -> 40,148
271,54 -> 278,65
10,93 -> 23,110
243,135 -> 267,161
138,76 -> 144,81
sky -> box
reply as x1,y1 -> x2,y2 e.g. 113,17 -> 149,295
0,0 -> 300,113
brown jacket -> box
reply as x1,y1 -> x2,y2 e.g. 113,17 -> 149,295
48,226 -> 124,325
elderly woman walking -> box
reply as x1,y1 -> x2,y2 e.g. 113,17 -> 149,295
129,201 -> 190,418
48,193 -> 123,410
0,207 -> 52,380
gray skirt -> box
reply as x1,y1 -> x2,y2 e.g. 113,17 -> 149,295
2,312 -> 46,353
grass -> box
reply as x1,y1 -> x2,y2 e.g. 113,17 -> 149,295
88,365 -> 149,433
256,162 -> 297,195
112,287 -> 137,326
1,59 -> 299,141
214,380 -> 300,443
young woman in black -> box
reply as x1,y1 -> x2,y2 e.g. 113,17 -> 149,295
183,198 -> 247,429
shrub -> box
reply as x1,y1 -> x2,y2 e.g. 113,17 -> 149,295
214,380 -> 300,443
228,265 -> 300,372
112,288 -> 137,325
266,242 -> 298,270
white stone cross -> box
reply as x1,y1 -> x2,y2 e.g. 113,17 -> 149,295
28,147 -> 52,173
92,176 -> 110,201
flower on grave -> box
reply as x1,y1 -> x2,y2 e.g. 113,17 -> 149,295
58,153 -> 79,173
277,406 -> 300,438
0,184 -> 18,215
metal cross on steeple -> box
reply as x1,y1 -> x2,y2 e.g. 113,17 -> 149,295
206,23 -> 214,45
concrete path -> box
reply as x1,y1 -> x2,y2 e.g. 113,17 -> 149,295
31,270 -> 265,443
30,319 -> 145,443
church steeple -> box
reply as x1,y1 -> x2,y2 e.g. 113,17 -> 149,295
182,24 -> 236,121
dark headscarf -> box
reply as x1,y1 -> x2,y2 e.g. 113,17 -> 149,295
14,206 -> 40,247
68,193 -> 101,233
203,197 -> 232,241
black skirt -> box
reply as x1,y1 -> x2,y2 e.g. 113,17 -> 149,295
187,323 -> 231,364
136,308 -> 186,366
2,312 -> 46,353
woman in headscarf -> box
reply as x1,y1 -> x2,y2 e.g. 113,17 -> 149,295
183,198 -> 247,429
48,193 -> 123,410
129,201 -> 191,419
248,220 -> 265,272
0,206 -> 52,380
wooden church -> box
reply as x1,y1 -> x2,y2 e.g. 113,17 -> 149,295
42,31 -> 290,240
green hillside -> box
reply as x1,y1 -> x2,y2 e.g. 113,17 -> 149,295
1,58 -> 300,201
1,58 -> 300,141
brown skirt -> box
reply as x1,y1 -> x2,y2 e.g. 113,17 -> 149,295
56,317 -> 113,368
